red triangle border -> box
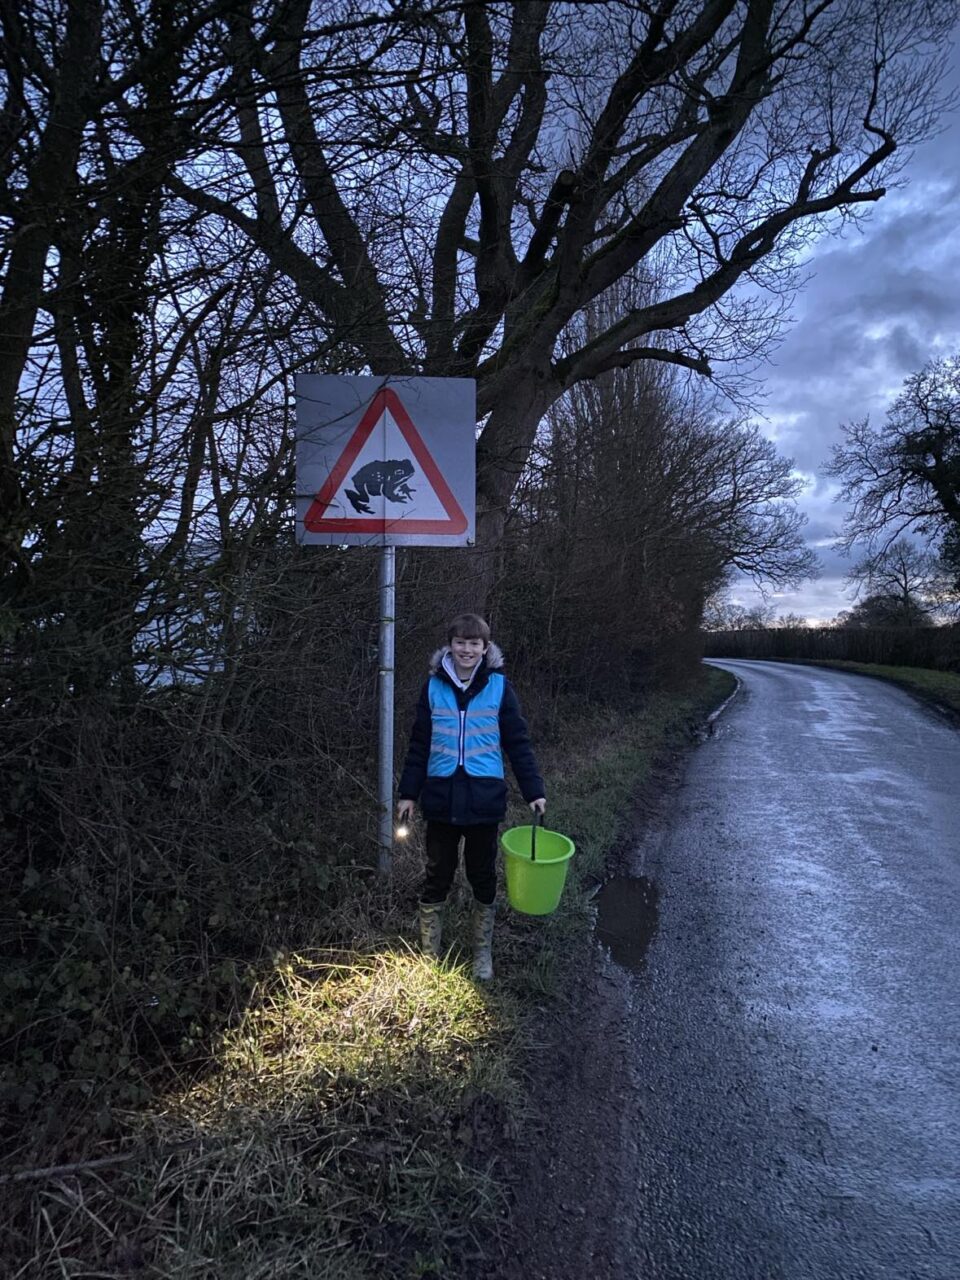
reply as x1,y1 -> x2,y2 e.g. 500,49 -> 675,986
303,388 -> 468,534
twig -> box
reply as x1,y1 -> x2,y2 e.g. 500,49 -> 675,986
0,1137 -> 208,1185
0,1151 -> 142,1185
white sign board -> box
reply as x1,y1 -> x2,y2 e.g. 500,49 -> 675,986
296,374 -> 476,547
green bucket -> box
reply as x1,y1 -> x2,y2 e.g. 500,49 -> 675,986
501,821 -> 575,916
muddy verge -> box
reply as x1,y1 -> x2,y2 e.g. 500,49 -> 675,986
494,756 -> 689,1280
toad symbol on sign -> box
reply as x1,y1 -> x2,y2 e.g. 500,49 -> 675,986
344,459 -> 416,514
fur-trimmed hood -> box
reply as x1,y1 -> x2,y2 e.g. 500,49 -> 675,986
429,641 -> 504,675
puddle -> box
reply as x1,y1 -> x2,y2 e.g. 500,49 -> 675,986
594,875 -> 660,971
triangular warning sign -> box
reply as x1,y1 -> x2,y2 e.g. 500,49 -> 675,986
303,388 -> 468,535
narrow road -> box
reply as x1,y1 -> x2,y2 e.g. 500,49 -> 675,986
607,660 -> 960,1279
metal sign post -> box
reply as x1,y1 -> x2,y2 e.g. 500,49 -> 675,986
377,545 -> 395,874
296,375 -> 475,875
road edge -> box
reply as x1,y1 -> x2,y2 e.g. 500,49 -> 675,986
703,660 -> 742,730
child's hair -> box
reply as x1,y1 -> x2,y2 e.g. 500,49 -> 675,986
447,613 -> 491,643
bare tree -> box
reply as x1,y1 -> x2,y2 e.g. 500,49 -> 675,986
701,596 -> 776,630
498,339 -> 816,692
0,0 -> 342,689
846,537 -> 957,622
826,354 -> 960,573
835,593 -> 931,627
774,611 -> 809,628
3,1 -> 955,611
165,0 -> 956,594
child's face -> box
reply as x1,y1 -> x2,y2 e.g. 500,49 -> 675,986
450,634 -> 487,670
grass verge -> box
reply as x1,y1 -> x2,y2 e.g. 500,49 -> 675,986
2,666 -> 734,1279
493,665 -> 736,1004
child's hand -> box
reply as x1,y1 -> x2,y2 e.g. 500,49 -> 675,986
528,797 -> 546,815
397,799 -> 415,822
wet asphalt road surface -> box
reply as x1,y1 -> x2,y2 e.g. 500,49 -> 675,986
599,660 -> 960,1280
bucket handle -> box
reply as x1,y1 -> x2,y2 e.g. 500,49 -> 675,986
531,810 -> 544,862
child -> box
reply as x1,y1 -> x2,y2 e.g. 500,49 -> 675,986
396,613 -> 546,980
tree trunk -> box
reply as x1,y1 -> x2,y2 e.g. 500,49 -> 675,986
473,362 -> 557,608
0,0 -> 101,580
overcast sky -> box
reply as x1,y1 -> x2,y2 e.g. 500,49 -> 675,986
728,34 -> 960,624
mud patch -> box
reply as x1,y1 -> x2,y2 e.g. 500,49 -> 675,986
595,875 -> 659,972
494,758 -> 691,1280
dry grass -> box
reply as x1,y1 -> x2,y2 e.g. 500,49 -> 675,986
4,948 -> 518,1279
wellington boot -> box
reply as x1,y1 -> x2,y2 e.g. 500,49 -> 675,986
418,902 -> 443,959
471,902 -> 496,981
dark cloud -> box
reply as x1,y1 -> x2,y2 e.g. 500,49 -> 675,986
736,36 -> 960,621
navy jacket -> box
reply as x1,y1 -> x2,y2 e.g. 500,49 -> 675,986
398,643 -> 545,825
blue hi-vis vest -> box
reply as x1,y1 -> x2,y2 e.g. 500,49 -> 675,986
427,674 -> 505,778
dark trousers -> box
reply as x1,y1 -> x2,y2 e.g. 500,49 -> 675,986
421,821 -> 498,906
